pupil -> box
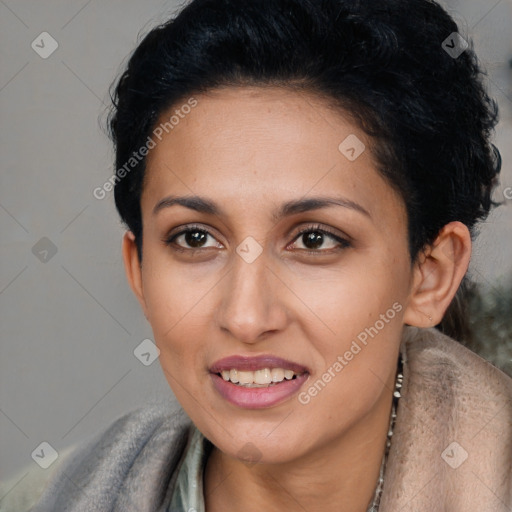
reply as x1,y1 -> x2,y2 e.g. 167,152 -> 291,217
186,230 -> 207,247
303,231 -> 323,249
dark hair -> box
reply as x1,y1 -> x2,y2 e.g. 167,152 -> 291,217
107,0 -> 501,336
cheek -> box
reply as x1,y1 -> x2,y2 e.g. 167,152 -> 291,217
141,247 -> 215,331
286,254 -> 410,416
140,259 -> 196,356
293,272 -> 406,434
139,254 -> 221,386
289,251 -> 410,344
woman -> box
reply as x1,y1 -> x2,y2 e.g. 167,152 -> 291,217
5,0 -> 512,510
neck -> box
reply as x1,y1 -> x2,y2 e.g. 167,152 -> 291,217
204,387 -> 394,512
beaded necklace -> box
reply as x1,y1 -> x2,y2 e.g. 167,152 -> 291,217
367,356 -> 404,512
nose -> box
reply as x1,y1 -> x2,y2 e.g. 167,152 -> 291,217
216,251 -> 288,344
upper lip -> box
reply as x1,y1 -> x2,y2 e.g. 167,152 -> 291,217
210,355 -> 309,374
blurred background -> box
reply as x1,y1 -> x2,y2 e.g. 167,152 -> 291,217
1,0 -> 511,483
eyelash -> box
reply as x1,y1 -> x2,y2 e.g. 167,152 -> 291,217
290,224 -> 351,253
163,223 -> 351,255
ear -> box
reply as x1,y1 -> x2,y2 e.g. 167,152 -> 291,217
403,221 -> 472,327
122,231 -> 149,320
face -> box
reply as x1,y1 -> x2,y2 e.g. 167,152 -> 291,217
129,86 -> 415,464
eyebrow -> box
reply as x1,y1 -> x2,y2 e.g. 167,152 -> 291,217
152,194 -> 370,219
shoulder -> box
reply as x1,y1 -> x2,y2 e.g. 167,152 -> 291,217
403,326 -> 512,404
402,326 -> 512,434
1,403 -> 193,512
381,327 -> 512,510
0,445 -> 75,512
400,327 -> 512,506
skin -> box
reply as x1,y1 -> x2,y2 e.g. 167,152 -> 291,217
123,86 -> 471,511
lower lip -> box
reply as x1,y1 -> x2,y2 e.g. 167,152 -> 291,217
210,373 -> 309,409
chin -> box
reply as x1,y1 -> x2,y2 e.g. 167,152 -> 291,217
208,423 -> 310,465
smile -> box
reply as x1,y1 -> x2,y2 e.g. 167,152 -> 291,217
218,368 -> 304,387
210,355 -> 310,408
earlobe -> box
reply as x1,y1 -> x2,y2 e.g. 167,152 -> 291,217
403,221 -> 472,328
122,231 -> 149,320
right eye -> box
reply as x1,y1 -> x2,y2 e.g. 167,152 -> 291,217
164,225 -> 224,251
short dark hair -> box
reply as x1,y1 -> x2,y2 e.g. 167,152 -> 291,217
108,0 -> 501,263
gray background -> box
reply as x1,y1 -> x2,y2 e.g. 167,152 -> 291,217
1,0 -> 511,484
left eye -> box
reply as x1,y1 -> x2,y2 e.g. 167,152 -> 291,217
289,228 -> 349,251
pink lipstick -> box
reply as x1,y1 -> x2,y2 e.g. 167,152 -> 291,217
210,355 -> 309,409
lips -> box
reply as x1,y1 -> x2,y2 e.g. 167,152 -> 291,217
210,355 -> 308,374
209,355 -> 310,409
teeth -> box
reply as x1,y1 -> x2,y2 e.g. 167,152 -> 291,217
237,371 -> 253,385
254,368 -> 272,384
271,368 -> 284,382
218,367 -> 301,386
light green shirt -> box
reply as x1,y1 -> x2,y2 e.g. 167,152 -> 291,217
169,426 -> 211,512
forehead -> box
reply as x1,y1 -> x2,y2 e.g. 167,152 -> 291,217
141,86 -> 405,225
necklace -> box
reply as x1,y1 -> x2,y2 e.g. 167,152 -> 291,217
366,355 -> 404,512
